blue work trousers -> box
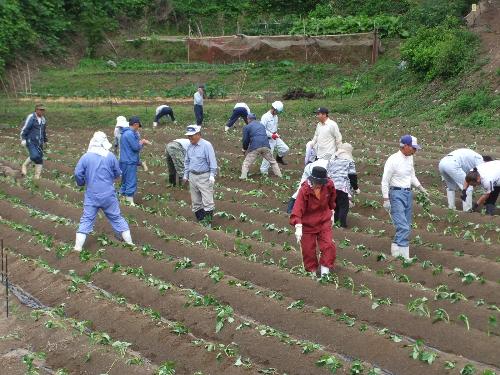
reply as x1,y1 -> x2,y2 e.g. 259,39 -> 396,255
389,188 -> 413,247
77,196 -> 129,235
119,163 -> 138,197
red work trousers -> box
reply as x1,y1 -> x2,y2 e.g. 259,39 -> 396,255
300,228 -> 336,272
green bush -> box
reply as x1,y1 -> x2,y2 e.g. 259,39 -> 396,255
400,26 -> 479,80
453,90 -> 494,114
402,0 -> 473,30
320,0 -> 410,16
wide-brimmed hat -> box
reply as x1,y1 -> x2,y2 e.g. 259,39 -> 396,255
335,143 -> 353,160
115,115 -> 128,128
308,166 -> 328,185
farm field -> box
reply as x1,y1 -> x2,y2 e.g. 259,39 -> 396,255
0,99 -> 499,375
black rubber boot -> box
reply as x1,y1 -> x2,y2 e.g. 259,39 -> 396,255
168,173 -> 177,186
485,204 -> 495,216
195,209 -> 205,221
286,197 -> 296,214
276,156 -> 287,165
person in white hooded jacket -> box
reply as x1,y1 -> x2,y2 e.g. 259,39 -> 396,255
74,131 -> 133,251
113,116 -> 129,153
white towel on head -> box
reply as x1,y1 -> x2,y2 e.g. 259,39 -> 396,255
88,131 -> 112,157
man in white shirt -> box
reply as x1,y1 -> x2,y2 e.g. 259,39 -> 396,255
153,104 -> 177,127
260,101 -> 289,174
381,135 -> 428,259
193,84 -> 204,125
310,107 -> 342,159
464,160 -> 500,216
225,102 -> 251,132
438,148 -> 486,211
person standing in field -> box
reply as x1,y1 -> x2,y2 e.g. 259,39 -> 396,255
74,131 -> 133,251
20,104 -> 48,179
260,101 -> 289,174
463,160 -> 500,216
225,102 -> 251,132
119,116 -> 150,206
381,135 -> 428,260
327,143 -> 360,228
153,104 -> 177,128
240,113 -> 282,179
183,125 -> 218,227
309,107 -> 342,160
165,137 -> 191,186
113,115 -> 129,154
438,148 -> 489,211
193,84 -> 205,126
290,166 -> 337,277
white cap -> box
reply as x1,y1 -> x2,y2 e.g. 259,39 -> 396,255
272,101 -> 284,112
185,125 -> 201,136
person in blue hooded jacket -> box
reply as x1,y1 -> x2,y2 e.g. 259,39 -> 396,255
74,131 -> 133,251
119,116 -> 150,205
20,104 -> 48,179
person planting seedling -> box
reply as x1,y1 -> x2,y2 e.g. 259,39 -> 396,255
290,166 -> 337,277
438,148 -> 490,211
260,100 -> 289,173
225,102 -> 251,132
464,160 -> 500,216
74,131 -> 133,251
153,104 -> 177,127
381,135 -> 428,260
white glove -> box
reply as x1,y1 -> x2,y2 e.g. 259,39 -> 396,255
21,139 -> 26,146
383,200 -> 391,212
418,185 -> 428,195
354,189 -> 360,194
331,210 -> 335,227
209,175 -> 215,184
295,224 -> 303,243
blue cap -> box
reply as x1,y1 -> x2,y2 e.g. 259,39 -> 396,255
400,135 -> 421,150
247,113 -> 257,120
129,116 -> 142,127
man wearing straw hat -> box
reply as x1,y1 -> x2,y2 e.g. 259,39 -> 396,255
290,166 -> 337,277
20,104 -> 48,179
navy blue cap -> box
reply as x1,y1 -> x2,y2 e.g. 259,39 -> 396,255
247,113 -> 257,120
129,116 -> 142,127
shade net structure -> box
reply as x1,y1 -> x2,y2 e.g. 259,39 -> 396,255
187,32 -> 380,64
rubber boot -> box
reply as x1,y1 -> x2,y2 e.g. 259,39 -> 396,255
153,122 -> 158,127
121,230 -> 134,245
390,243 -> 400,257
463,190 -> 473,212
141,161 -> 148,172
21,157 -> 31,176
125,196 -> 135,206
320,265 -> 330,276
74,232 -> 87,252
400,246 -> 410,260
485,204 -> 495,216
276,155 -> 287,165
168,173 -> 177,186
286,198 -> 296,214
34,164 -> 43,179
195,209 -> 205,221
446,190 -> 456,210
224,126 -> 230,132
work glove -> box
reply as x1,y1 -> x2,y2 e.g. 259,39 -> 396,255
354,188 -> 361,194
349,200 -> 355,208
417,185 -> 428,195
209,175 -> 215,184
331,210 -> 335,227
271,133 -> 280,140
21,139 -> 26,146
294,224 -> 303,243
383,200 -> 391,212
182,177 -> 189,185
460,189 -> 467,202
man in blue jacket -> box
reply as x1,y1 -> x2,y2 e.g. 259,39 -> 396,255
119,116 -> 150,206
20,104 -> 48,179
74,131 -> 133,251
240,113 -> 282,179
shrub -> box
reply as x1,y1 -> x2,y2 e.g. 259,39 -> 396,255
400,26 -> 479,80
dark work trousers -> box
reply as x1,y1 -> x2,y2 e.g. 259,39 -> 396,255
194,104 -> 203,125
226,107 -> 249,128
334,189 -> 350,228
485,186 -> 500,215
155,107 -> 175,122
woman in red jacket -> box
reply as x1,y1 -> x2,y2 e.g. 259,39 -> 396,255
290,166 -> 337,277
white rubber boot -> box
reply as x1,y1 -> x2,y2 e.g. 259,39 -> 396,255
74,233 -> 87,252
224,126 -> 230,132
125,196 -> 135,206
153,122 -> 158,127
21,157 -> 31,176
463,190 -> 473,212
446,190 -> 456,210
34,164 -> 43,179
400,246 -> 410,260
141,161 -> 148,172
121,230 -> 134,246
390,243 -> 400,257
320,265 -> 330,276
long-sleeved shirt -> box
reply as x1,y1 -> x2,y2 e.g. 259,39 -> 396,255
261,110 -> 278,137
234,103 -> 250,113
311,118 -> 342,158
242,120 -> 270,152
327,157 -> 358,195
381,150 -> 421,199
119,127 -> 142,165
194,91 -> 203,106
184,138 -> 217,179
155,104 -> 170,115
477,160 -> 500,193
75,152 -> 121,206
444,148 -> 484,172
21,113 -> 47,144
290,179 -> 336,233
173,138 -> 191,151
